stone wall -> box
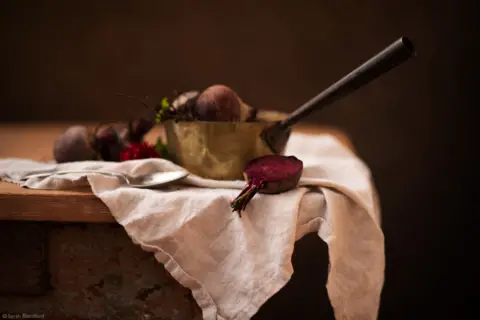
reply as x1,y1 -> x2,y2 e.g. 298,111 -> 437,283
0,221 -> 333,320
0,221 -> 202,320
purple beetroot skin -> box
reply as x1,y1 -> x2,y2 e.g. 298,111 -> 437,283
53,125 -> 99,163
125,117 -> 155,143
91,125 -> 126,162
53,120 -> 152,163
168,91 -> 200,121
231,155 -> 304,215
195,84 -> 242,121
157,86 -> 256,122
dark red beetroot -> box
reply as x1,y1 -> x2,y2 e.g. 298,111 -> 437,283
53,125 -> 123,163
231,155 -> 303,215
172,91 -> 200,110
114,94 -> 156,140
124,117 -> 155,143
53,126 -> 99,163
91,125 -> 126,162
53,119 -> 159,163
152,86 -> 256,122
195,85 -> 242,121
164,91 -> 200,121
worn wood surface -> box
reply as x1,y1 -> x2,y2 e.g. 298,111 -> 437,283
0,123 -> 353,223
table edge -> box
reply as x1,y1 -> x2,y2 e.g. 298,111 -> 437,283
0,125 -> 354,223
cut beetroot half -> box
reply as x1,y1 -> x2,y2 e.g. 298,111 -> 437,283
231,155 -> 303,215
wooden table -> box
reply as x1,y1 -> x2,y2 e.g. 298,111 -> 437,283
0,123 -> 353,223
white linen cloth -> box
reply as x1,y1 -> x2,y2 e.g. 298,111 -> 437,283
0,132 -> 384,320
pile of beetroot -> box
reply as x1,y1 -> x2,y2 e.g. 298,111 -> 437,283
53,84 -> 303,215
53,85 -> 255,163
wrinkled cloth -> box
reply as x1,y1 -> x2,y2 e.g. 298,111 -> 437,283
0,133 -> 384,320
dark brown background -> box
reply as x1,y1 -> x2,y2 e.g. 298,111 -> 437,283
0,0 -> 474,319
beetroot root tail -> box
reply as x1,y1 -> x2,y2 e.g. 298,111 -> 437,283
230,184 -> 259,215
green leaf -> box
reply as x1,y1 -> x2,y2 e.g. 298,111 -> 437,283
155,137 -> 169,159
155,97 -> 171,124
161,97 -> 170,110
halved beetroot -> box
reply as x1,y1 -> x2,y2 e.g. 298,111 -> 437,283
231,155 -> 303,215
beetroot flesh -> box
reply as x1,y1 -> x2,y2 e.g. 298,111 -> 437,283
231,155 -> 303,215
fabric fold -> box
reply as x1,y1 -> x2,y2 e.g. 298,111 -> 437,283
0,133 -> 384,320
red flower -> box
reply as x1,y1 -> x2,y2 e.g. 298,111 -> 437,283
120,142 -> 161,161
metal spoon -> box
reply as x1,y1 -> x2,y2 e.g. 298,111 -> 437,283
23,170 -> 189,189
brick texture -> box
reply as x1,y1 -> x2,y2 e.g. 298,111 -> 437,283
0,223 -> 202,320
0,222 -> 333,320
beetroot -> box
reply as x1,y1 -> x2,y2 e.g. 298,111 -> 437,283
195,85 -> 242,121
53,125 -> 98,163
165,91 -> 200,121
53,119 -> 153,163
125,117 -> 155,143
91,124 -> 125,161
155,86 -> 241,122
153,86 -> 255,123
115,94 -> 156,141
172,90 -> 199,110
231,155 -> 303,215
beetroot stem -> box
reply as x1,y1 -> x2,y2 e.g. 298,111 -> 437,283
241,186 -> 257,211
115,93 -> 152,110
231,182 -> 263,216
231,185 -> 254,213
236,183 -> 251,199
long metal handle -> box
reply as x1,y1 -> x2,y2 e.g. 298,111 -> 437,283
279,37 -> 415,129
